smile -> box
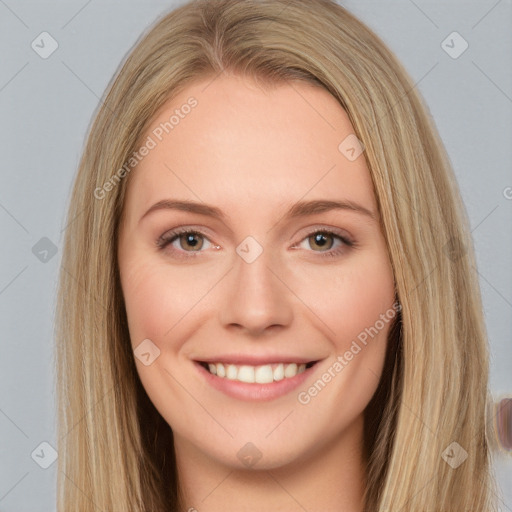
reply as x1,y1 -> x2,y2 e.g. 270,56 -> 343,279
194,360 -> 320,401
199,361 -> 316,383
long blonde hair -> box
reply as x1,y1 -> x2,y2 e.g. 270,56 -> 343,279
54,0 -> 498,510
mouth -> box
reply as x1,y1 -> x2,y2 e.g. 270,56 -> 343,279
197,360 -> 318,384
194,359 -> 320,401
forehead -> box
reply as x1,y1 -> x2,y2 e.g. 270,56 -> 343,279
122,74 -> 376,224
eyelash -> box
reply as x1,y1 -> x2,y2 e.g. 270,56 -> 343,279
156,226 -> 355,260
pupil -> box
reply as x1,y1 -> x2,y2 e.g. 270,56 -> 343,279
313,233 -> 332,250
183,234 -> 201,250
316,233 -> 327,246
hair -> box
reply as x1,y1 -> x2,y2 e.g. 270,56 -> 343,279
54,0 -> 499,510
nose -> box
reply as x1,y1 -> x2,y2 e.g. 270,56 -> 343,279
218,247 -> 294,337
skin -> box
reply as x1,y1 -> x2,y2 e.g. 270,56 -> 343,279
118,73 -> 396,512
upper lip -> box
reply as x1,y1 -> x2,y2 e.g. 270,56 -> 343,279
194,354 -> 320,366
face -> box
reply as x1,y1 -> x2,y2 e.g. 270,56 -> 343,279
118,74 -> 396,471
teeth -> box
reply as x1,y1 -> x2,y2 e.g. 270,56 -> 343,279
273,363 -> 284,381
284,363 -> 297,378
254,365 -> 273,384
226,364 -> 238,380
206,362 -> 308,383
238,365 -> 255,383
216,364 -> 226,378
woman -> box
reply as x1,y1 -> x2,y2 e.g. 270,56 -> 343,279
54,0 -> 499,510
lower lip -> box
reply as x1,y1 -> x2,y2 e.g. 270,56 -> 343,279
194,361 -> 317,401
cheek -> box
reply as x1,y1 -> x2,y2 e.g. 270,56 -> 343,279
119,257 -> 178,347
331,274 -> 395,349
119,254 -> 220,352
294,251 -> 396,349
292,253 -> 396,412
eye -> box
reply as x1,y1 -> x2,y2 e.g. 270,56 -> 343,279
156,228 -> 216,258
294,228 -> 354,258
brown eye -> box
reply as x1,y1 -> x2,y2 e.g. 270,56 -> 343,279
157,229 -> 214,257
178,232 -> 204,251
294,228 -> 354,259
307,232 -> 335,251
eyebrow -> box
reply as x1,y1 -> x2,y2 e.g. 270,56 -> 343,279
139,198 -> 377,225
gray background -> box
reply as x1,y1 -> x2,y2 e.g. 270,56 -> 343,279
0,0 -> 511,510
